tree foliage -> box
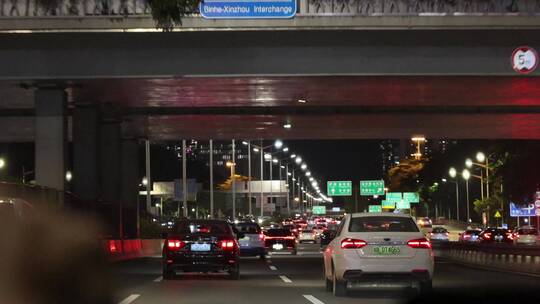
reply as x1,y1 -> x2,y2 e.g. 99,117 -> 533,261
148,0 -> 200,31
387,159 -> 424,191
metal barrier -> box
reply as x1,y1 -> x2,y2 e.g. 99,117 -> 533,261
437,242 -> 540,275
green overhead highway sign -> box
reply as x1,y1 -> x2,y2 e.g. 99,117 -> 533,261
386,192 -> 402,203
396,200 -> 411,209
403,192 -> 420,203
327,181 -> 352,196
360,180 -> 385,196
382,200 -> 395,209
368,205 -> 383,213
313,206 -> 326,215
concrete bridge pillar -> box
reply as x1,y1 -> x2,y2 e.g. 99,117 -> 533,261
34,88 -> 67,192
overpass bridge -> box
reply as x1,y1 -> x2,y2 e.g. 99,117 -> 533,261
0,0 -> 539,238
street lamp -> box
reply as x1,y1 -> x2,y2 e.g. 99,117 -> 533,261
465,158 -> 473,168
305,171 -> 311,177
462,169 -> 471,222
476,152 -> 486,163
295,156 -> 302,164
448,167 -> 460,221
142,177 -> 148,186
65,171 -> 73,182
0,158 -> 5,169
274,140 -> 283,149
300,163 -> 307,171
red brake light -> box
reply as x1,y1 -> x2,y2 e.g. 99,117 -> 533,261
167,239 -> 185,251
220,240 -> 236,251
484,233 -> 492,239
506,233 -> 513,240
341,238 -> 367,249
407,238 -> 432,249
259,233 -> 265,241
284,236 -> 295,240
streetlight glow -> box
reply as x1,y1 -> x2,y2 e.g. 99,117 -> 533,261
65,171 -> 73,182
283,123 -> 292,129
282,147 -> 289,152
449,167 -> 457,178
462,169 -> 471,180
465,158 -> 473,168
305,171 -> 311,177
253,147 -> 260,152
264,154 -> 271,160
309,177 -> 314,181
274,140 -> 283,149
0,158 -> 5,169
272,158 -> 278,164
226,161 -> 234,167
301,163 -> 307,170
242,141 -> 248,146
295,156 -> 302,164
476,152 -> 486,163
142,177 -> 148,186
290,154 -> 296,159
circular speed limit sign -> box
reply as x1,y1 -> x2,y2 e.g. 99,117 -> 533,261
511,46 -> 538,74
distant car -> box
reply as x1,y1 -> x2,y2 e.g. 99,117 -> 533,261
282,224 -> 299,237
417,217 -> 433,228
458,229 -> 482,243
162,219 -> 240,280
235,222 -> 266,259
429,227 -> 449,243
513,227 -> 539,246
264,228 -> 297,255
298,228 -> 317,244
479,228 -> 513,244
324,213 -> 434,296
312,225 -> 326,237
320,229 -> 337,248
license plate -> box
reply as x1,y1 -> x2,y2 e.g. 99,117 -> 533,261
272,243 -> 284,250
191,243 -> 211,252
373,246 -> 401,255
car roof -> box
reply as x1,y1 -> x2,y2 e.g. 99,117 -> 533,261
350,212 -> 413,218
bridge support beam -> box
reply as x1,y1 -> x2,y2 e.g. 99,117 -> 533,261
34,88 -> 67,191
73,105 -> 99,206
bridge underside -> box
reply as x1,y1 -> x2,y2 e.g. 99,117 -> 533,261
1,75 -> 540,141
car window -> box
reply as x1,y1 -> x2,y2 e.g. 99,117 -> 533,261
517,229 -> 538,235
174,221 -> 231,235
235,223 -> 261,234
349,216 -> 419,232
266,229 -> 292,237
432,227 -> 448,233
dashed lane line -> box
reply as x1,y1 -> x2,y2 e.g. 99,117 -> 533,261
303,295 -> 325,304
269,265 -> 278,271
153,276 -> 163,282
118,294 -> 140,304
279,275 -> 292,283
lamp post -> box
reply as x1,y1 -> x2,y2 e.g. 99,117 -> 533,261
462,169 -> 471,223
448,167 -> 460,221
251,139 -> 285,218
466,158 -> 484,201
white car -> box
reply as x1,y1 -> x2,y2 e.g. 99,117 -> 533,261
513,226 -> 539,246
298,228 -> 317,243
323,213 -> 434,296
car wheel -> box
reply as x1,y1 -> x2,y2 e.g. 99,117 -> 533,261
332,265 -> 347,297
259,253 -> 266,260
420,280 -> 432,295
325,278 -> 333,292
228,264 -> 240,280
162,268 -> 174,280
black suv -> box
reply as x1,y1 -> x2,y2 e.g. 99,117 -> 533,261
162,219 -> 242,280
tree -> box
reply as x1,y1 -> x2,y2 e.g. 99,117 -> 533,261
473,194 -> 504,225
148,0 -> 200,31
387,159 -> 424,191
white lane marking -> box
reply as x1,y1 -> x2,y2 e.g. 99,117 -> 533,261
153,276 -> 163,282
279,275 -> 292,283
266,259 -> 272,263
303,295 -> 325,304
118,294 -> 140,304
269,265 -> 277,271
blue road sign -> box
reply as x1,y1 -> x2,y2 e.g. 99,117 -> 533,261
200,0 -> 296,19
509,202 -> 535,217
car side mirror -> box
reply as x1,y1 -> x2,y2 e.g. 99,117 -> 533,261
237,232 -> 245,239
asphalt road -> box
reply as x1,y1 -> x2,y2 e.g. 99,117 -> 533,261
111,243 -> 540,304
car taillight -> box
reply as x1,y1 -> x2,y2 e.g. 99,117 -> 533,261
259,233 -> 265,241
407,238 -> 432,249
506,233 -> 513,240
341,238 -> 367,249
284,236 -> 295,240
484,233 -> 492,239
220,240 -> 236,251
167,239 -> 185,251
463,234 -> 471,239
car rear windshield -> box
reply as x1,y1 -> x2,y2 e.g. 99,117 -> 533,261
349,216 -> 419,233
174,221 -> 231,235
517,229 -> 538,235
466,230 -> 481,235
266,229 -> 292,237
235,223 -> 261,234
432,227 -> 448,233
